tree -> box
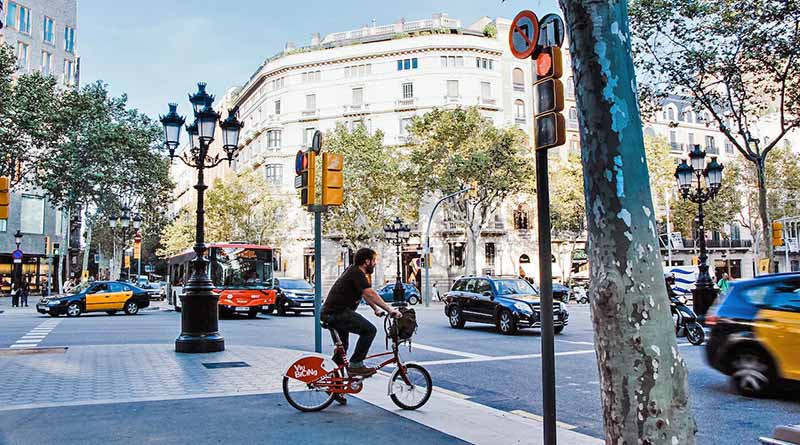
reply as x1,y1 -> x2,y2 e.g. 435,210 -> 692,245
559,0 -> 696,442
322,123 -> 418,249
630,0 -> 800,268
549,154 -> 586,283
407,107 -> 535,275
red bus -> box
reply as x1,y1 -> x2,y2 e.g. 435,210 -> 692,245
167,243 -> 277,318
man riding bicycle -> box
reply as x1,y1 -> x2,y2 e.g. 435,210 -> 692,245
321,248 -> 401,383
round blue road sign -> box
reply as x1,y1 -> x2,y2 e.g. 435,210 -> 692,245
295,150 -> 305,175
509,10 -> 539,60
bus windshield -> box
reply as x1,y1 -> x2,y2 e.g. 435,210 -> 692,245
210,247 -> 273,289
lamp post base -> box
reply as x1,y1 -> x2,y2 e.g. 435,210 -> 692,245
175,284 -> 224,353
691,285 -> 718,322
176,334 -> 225,353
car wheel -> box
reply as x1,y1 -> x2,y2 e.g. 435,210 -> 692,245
554,326 -> 565,334
124,300 -> 139,315
66,302 -> 81,317
408,295 -> 420,305
497,310 -> 518,335
448,306 -> 465,328
276,300 -> 287,316
730,348 -> 774,397
248,309 -> 259,319
105,311 -> 117,315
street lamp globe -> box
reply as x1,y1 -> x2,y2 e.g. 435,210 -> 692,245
688,144 -> 706,172
196,104 -> 220,143
704,157 -> 724,191
220,107 -> 244,164
120,206 -> 131,228
675,160 -> 694,193
188,82 -> 214,115
133,214 -> 142,230
159,103 -> 185,158
398,223 -> 411,243
186,121 -> 199,152
109,216 -> 118,229
14,229 -> 23,245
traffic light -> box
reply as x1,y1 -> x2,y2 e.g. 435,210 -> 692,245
321,152 -> 344,206
533,46 -> 566,151
0,176 -> 9,220
772,222 -> 784,247
45,236 -> 50,256
52,243 -> 61,256
692,256 -> 699,265
300,151 -> 317,206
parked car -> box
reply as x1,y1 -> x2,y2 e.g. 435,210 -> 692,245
705,272 -> 800,397
376,283 -> 421,305
444,276 -> 569,335
36,281 -> 150,317
264,278 -> 316,315
552,283 -> 573,303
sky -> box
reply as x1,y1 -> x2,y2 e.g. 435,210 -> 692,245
77,0 -> 560,121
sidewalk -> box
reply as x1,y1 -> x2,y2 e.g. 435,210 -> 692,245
0,344 -> 602,444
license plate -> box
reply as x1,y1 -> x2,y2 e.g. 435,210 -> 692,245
37,305 -> 47,310
235,307 -> 250,312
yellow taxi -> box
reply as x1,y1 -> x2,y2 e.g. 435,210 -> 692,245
37,281 -> 151,317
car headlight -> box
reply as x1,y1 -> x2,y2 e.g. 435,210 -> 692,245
48,300 -> 62,306
513,302 -> 532,312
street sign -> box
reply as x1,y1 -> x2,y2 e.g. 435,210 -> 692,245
311,130 -> 323,154
534,13 -> 565,58
11,249 -> 23,260
509,10 -> 540,60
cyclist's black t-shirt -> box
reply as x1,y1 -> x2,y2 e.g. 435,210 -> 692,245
323,265 -> 370,312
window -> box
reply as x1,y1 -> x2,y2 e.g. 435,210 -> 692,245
0,219 -> 6,232
41,51 -> 52,76
667,107 -> 675,121
481,82 -> 492,100
476,279 -> 492,294
43,16 -> 55,44
18,5 -> 30,34
476,57 -> 494,70
706,135 -> 717,154
569,139 -> 579,154
344,63 -> 371,78
63,59 -> 74,85
265,164 -> 283,185
402,82 -> 413,99
303,127 -> 316,146
274,100 -> 281,115
305,94 -> 316,111
20,195 -> 45,234
16,42 -> 29,70
399,118 -> 413,136
397,58 -> 418,71
514,99 -> 526,120
446,80 -> 459,98
513,68 -> 525,91
568,107 -> 578,120
64,26 -> 75,53
267,130 -> 281,149
688,133 -> 695,147
5,3 -> 18,29
301,70 -> 321,83
352,87 -> 363,106
485,243 -> 496,267
441,56 -> 464,68
449,243 -> 465,268
741,285 -> 771,306
272,77 -> 284,90
566,77 -> 575,99
513,205 -> 530,230
725,141 -> 734,154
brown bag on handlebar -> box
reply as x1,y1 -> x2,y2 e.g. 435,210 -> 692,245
390,307 -> 418,341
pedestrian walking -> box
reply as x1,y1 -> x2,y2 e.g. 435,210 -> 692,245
10,284 -> 19,307
20,278 -> 30,307
716,273 -> 731,295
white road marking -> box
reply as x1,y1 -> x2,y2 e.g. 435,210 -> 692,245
556,339 -> 595,346
9,320 -> 61,349
417,349 -> 597,366
510,409 -> 578,430
412,342 -> 491,359
374,369 -> 471,399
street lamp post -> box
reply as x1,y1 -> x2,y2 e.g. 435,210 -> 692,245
675,144 -> 724,320
383,217 -> 411,304
160,83 -> 243,354
13,230 -> 23,298
423,188 -> 471,306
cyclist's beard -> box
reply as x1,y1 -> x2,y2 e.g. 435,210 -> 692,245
365,263 -> 375,274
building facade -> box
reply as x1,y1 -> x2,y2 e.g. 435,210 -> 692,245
0,0 -> 78,293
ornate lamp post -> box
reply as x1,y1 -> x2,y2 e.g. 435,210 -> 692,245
383,217 -> 411,304
13,230 -> 23,295
675,144 -> 724,319
160,82 -> 243,353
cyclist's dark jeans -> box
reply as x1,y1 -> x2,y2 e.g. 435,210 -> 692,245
322,309 -> 377,366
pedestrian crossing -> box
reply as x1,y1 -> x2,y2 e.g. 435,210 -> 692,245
9,319 -> 61,349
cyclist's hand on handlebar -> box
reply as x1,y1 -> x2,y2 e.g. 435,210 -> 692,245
389,309 -> 402,319
374,308 -> 386,317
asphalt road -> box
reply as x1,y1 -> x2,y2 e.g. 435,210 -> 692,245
1,300 -> 798,443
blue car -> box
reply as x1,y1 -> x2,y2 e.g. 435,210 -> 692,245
444,276 -> 569,335
376,283 -> 421,305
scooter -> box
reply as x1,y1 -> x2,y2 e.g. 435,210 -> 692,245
670,293 -> 705,345
760,424 -> 800,445
572,286 -> 589,304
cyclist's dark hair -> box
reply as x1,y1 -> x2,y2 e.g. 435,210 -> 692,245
354,248 -> 377,266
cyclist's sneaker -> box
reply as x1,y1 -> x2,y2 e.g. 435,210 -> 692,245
333,393 -> 347,405
347,364 -> 376,377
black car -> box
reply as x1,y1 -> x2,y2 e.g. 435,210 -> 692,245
36,281 -> 150,317
264,278 -> 316,315
141,282 -> 165,301
444,276 -> 569,335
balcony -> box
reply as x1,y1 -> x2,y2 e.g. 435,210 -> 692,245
300,109 -> 319,121
663,238 -> 753,250
395,97 -> 417,111
440,221 -> 466,235
513,83 -> 525,92
478,97 -> 499,111
482,223 -> 506,236
706,145 -> 719,155
515,117 -> 527,125
568,119 -> 578,129
344,103 -> 369,116
443,95 -> 462,104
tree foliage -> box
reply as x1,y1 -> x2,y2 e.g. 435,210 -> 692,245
322,123 -> 417,248
549,154 -> 586,237
630,0 -> 800,263
406,107 -> 535,274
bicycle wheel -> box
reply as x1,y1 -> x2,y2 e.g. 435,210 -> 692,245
282,376 -> 335,412
390,364 -> 432,410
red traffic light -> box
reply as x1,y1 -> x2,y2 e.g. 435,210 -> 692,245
536,53 -> 552,78
534,47 -> 563,82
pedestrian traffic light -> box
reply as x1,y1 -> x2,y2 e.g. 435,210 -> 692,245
52,243 -> 60,256
772,222 -> 784,247
0,176 -> 9,220
321,152 -> 344,206
300,151 -> 317,207
533,46 -> 566,151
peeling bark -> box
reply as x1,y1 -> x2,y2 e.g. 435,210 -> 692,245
558,0 -> 697,443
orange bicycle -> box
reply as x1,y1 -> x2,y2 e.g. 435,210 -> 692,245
282,312 -> 432,412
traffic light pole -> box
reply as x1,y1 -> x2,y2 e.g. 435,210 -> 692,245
310,205 -> 327,354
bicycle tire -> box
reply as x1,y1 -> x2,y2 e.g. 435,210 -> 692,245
390,364 -> 433,410
282,375 -> 335,412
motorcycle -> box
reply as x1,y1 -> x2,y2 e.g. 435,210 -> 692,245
760,424 -> 800,445
670,293 -> 705,345
572,286 -> 589,304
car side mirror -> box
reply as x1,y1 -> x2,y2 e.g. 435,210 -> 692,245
482,291 -> 493,299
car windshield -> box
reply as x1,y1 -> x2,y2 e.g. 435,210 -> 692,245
496,279 -> 537,295
279,279 -> 313,290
